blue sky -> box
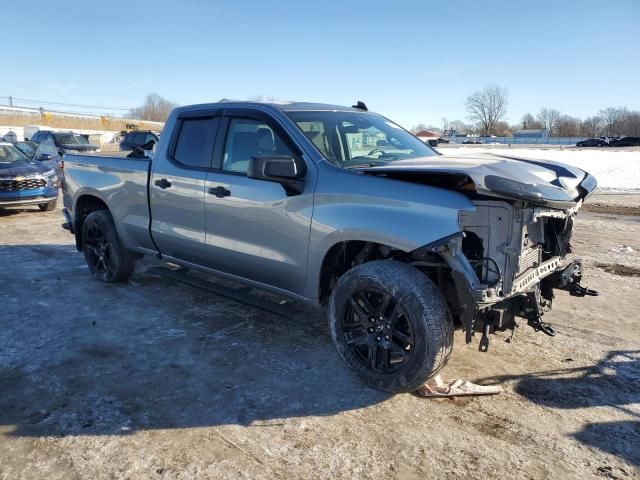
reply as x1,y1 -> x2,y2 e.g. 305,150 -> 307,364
2,0 -> 639,128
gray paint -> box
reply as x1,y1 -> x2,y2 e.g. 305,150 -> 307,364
62,101 -> 596,306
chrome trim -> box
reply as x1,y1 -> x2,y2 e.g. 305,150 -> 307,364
0,196 -> 52,206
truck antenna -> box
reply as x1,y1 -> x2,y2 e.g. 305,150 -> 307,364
352,101 -> 368,111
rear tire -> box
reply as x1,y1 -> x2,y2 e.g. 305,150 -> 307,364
38,200 -> 57,211
328,260 -> 453,393
82,210 -> 135,282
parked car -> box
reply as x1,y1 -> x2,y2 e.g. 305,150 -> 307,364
609,136 -> 640,147
436,137 -> 451,144
462,138 -> 484,144
61,100 -> 598,393
119,130 -> 159,151
576,138 -> 608,147
0,142 -> 58,211
13,140 -> 38,159
31,131 -> 99,162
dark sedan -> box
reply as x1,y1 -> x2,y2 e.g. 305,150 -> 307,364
576,138 -> 608,147
609,136 -> 640,147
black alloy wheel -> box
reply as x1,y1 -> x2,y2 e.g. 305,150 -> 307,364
342,289 -> 415,373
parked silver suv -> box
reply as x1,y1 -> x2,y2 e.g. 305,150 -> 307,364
61,100 -> 598,392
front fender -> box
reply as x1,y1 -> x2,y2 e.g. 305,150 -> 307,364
305,165 -> 475,302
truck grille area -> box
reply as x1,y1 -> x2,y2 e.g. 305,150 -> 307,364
0,178 -> 46,192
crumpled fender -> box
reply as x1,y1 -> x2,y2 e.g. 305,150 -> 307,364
305,167 -> 475,302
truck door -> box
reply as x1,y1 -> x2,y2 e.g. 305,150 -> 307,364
149,112 -> 220,265
204,110 -> 315,298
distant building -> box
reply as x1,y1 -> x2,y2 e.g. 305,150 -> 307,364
513,129 -> 549,139
415,130 -> 440,142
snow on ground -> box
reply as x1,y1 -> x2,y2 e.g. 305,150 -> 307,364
442,147 -> 640,193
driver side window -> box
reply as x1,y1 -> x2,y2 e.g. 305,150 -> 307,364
222,118 -> 293,174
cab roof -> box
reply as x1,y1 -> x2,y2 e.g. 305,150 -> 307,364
215,99 -> 368,112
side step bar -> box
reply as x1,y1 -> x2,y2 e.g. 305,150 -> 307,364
148,266 -> 303,318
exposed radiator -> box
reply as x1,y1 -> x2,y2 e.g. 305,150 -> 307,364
518,246 -> 542,275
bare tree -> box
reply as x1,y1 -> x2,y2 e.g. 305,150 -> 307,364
465,84 -> 508,135
492,121 -> 512,136
449,119 -> 475,134
556,115 -> 581,136
625,111 -> 640,136
129,93 -> 178,122
581,116 -> 602,137
536,107 -> 561,135
598,106 -> 631,136
411,123 -> 429,133
521,113 -> 543,130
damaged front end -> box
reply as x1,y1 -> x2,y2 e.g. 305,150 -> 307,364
362,153 -> 599,351
434,200 -> 597,351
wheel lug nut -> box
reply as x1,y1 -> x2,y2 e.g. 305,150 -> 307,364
368,328 -> 374,333
385,335 -> 389,340
375,336 -> 380,342
370,318 -> 375,323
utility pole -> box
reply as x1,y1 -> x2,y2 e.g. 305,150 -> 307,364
8,95 -> 12,106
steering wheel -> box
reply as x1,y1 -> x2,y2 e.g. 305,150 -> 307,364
367,148 -> 386,156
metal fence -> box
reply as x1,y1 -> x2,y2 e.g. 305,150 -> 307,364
446,136 -> 588,145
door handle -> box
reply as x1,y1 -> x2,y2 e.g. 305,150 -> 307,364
154,178 -> 172,189
209,186 -> 231,198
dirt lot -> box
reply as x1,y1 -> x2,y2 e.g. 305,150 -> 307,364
1,195 -> 638,479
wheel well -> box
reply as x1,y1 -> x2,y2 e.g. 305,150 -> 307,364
318,240 -> 460,313
73,195 -> 109,251
318,241 -> 406,304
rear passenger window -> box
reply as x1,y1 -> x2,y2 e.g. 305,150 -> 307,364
173,117 -> 219,168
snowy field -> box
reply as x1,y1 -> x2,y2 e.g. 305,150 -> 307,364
442,147 -> 640,194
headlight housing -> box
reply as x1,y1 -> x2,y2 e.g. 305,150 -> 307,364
43,170 -> 58,187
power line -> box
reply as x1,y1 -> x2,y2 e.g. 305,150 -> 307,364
7,96 -> 132,111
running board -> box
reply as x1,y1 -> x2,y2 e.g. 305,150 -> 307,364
148,266 -> 302,317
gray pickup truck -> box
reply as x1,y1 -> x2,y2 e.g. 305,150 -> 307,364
62,100 -> 597,393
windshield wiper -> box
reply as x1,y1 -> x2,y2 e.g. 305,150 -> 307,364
345,162 -> 388,169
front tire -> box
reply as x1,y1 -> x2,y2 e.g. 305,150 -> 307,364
82,210 -> 135,282
38,199 -> 57,211
328,260 -> 453,393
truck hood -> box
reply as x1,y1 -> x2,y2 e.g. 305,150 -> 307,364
359,152 -> 597,208
0,159 -> 53,177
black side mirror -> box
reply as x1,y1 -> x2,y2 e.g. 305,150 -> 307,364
247,155 -> 305,195
141,140 -> 156,150
37,154 -> 53,161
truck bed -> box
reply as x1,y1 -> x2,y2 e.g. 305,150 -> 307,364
62,153 -> 156,253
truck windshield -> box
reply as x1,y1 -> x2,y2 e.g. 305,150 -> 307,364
54,133 -> 89,145
286,110 -> 437,167
0,145 -> 30,164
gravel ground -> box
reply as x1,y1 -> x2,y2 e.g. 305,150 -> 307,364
0,194 -> 638,479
